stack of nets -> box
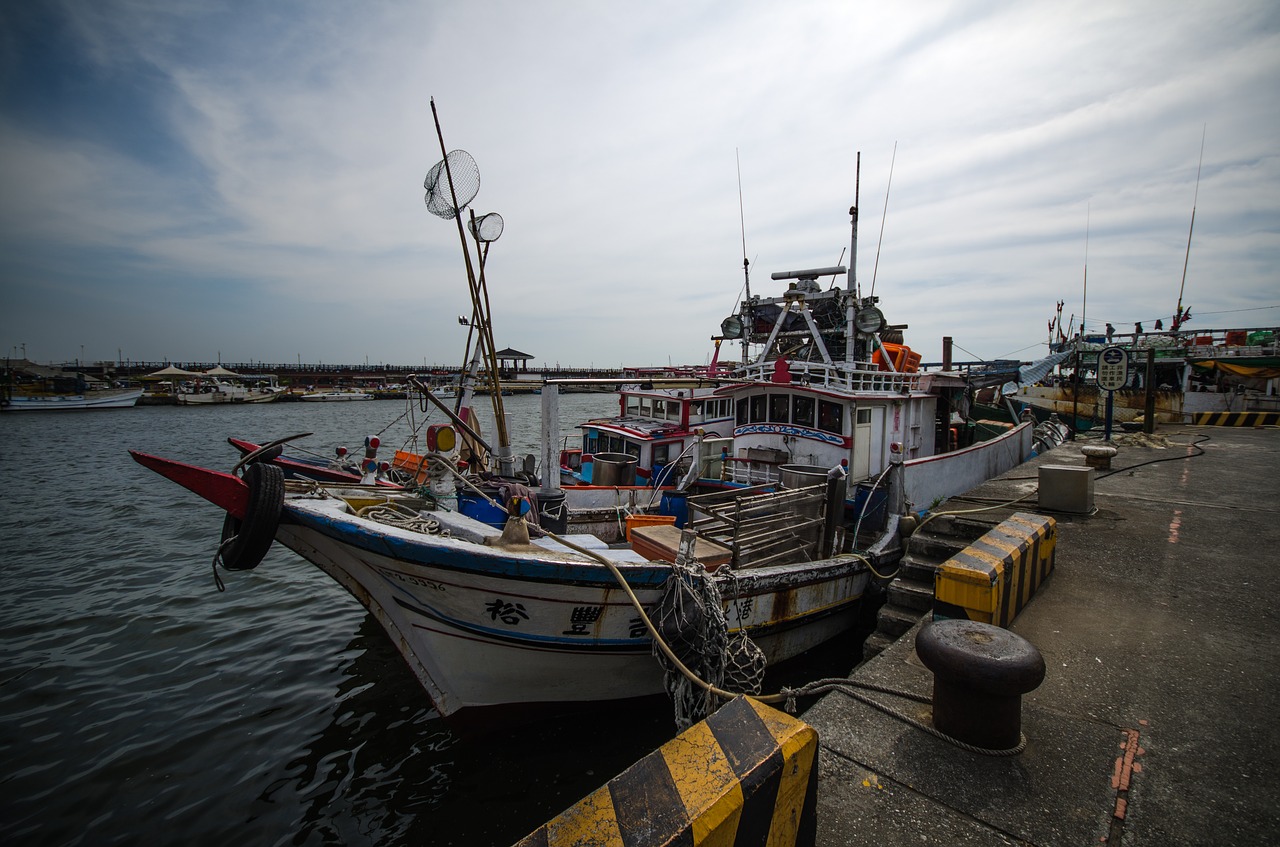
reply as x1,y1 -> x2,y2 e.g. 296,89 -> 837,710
651,560 -> 766,729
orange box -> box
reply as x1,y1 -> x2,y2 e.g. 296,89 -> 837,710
629,523 -> 732,569
624,513 -> 677,542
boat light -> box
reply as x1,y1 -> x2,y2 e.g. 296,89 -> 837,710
335,446 -> 348,457
428,424 -> 457,452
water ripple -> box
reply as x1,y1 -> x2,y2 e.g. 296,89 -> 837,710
3,397 -> 707,846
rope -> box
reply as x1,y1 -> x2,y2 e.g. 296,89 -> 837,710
538,526 -> 1019,752
356,502 -> 450,535
210,538 -> 231,592
782,677 -> 1028,756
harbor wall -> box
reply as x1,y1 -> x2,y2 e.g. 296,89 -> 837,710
901,421 -> 1032,511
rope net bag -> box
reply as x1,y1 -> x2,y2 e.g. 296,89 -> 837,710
651,560 -> 766,729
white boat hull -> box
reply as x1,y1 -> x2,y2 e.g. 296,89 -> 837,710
301,392 -> 374,401
3,388 -> 143,410
177,390 -> 279,405
274,497 -> 869,716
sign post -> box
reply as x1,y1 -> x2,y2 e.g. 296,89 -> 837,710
1096,346 -> 1129,441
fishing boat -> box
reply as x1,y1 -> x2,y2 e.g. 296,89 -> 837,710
3,386 -> 143,410
178,380 -> 280,405
1012,327 -> 1279,424
131,122 -> 1052,720
2,362 -> 143,410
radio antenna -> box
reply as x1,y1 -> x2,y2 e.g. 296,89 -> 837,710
1173,125 -> 1206,331
869,141 -> 897,299
736,148 -> 752,362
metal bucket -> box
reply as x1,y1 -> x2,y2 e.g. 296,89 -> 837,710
591,452 -> 638,486
778,464 -> 830,489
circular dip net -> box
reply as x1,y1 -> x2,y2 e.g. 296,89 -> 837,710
470,211 -> 504,243
651,560 -> 766,730
423,149 -> 480,219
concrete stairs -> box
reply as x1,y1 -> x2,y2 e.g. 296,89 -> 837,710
860,512 -> 1004,661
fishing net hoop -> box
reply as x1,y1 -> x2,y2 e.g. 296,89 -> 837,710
424,150 -> 480,219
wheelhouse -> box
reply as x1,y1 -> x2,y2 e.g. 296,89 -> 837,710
574,387 -> 734,484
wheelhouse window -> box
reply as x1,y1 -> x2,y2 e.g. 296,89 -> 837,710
653,442 -> 671,464
857,408 -> 872,424
749,394 -> 767,424
818,400 -> 843,434
768,394 -> 790,423
793,395 -> 815,427
736,398 -> 749,425
625,396 -> 640,416
639,397 -> 652,417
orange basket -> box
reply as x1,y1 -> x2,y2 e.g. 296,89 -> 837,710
624,513 -> 677,542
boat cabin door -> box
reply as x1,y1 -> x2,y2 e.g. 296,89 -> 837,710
851,406 -> 877,480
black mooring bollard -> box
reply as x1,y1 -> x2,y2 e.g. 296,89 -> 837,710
915,619 -> 1045,750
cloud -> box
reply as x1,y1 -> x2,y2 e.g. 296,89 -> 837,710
1,0 -> 1277,367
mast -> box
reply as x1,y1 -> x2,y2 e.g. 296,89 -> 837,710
845,152 -> 860,365
737,149 -> 752,364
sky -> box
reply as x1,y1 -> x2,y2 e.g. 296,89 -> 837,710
1,0 -> 1277,370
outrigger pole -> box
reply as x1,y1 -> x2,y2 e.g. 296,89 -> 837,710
429,98 -> 513,474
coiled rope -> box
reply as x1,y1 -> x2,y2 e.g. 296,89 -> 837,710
357,502 -> 451,535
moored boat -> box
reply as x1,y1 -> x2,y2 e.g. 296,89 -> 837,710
1015,327 -> 1280,424
177,380 -> 280,405
3,386 -> 143,410
300,390 -> 374,401
131,131 -> 1051,723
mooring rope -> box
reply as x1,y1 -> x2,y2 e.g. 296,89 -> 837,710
536,526 -> 1023,755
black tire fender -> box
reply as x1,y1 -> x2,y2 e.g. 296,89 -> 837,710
219,462 -> 284,571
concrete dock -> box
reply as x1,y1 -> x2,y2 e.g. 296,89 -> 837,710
807,424 -> 1280,845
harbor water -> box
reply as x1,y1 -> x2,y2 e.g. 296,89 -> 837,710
0,393 -> 870,845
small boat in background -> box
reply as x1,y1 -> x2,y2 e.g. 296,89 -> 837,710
300,390 -> 374,402
178,381 -> 280,405
2,362 -> 142,410
4,386 -> 143,411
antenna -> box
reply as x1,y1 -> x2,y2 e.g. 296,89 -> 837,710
1173,125 -> 1206,331
869,141 -> 897,299
737,149 -> 752,363
1081,203 -> 1090,348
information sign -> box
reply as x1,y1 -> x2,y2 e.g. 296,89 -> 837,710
1096,346 -> 1129,391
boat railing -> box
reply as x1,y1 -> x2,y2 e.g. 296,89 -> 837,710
1087,327 -> 1279,359
716,456 -> 782,486
687,482 -> 829,568
732,359 -> 922,393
